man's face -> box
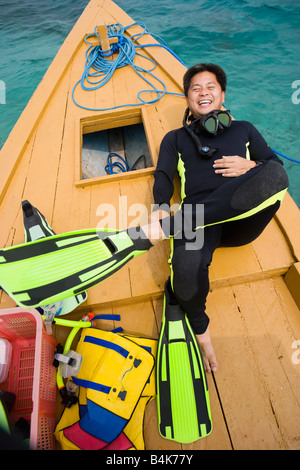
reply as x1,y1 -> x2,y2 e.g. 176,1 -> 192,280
186,71 -> 225,118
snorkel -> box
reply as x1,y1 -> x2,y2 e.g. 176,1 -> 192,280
42,313 -> 95,407
182,108 -> 232,158
44,312 -> 121,408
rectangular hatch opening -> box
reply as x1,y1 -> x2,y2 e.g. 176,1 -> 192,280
77,108 -> 155,186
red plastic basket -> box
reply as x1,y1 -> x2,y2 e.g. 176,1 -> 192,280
0,308 -> 57,450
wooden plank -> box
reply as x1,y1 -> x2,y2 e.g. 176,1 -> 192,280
207,287 -> 285,449
210,217 -> 294,289
207,278 -> 300,449
285,262 -> 300,310
20,68 -> 71,231
141,106 -> 160,168
211,245 -> 263,285
81,113 -> 142,135
251,217 -> 295,272
275,192 -> 300,261
233,278 -> 300,449
123,123 -> 152,170
86,179 -> 133,304
0,290 -> 16,310
112,298 -> 159,338
82,130 -> 109,178
71,44 -> 100,114
75,167 -> 155,188
0,133 -> 35,248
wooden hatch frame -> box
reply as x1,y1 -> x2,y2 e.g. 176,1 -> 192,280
74,106 -> 157,187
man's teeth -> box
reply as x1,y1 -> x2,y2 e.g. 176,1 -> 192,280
199,100 -> 211,105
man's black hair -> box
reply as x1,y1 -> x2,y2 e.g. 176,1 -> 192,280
183,63 -> 227,96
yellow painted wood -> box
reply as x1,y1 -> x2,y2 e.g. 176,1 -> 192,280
285,262 -> 300,310
275,192 -> 300,261
207,277 -> 300,450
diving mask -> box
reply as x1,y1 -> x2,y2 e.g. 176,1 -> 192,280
199,109 -> 232,135
183,108 -> 232,158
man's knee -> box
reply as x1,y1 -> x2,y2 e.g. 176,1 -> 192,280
231,161 -> 289,212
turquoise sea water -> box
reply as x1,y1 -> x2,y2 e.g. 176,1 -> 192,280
0,0 -> 299,206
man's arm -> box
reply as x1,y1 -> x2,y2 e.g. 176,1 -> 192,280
153,131 -> 179,209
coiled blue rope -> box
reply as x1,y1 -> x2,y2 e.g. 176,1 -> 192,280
104,152 -> 147,174
72,22 -> 186,112
105,153 -> 130,174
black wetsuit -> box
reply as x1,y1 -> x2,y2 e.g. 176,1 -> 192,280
153,121 -> 289,334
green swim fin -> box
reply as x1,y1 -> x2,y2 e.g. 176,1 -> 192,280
22,200 -> 55,242
156,279 -> 212,443
22,200 -> 87,315
0,225 -> 152,309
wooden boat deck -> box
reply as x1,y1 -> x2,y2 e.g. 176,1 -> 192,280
0,0 -> 299,450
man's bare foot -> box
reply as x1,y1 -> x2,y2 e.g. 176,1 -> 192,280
196,328 -> 218,373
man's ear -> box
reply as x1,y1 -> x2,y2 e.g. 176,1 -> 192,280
221,91 -> 225,105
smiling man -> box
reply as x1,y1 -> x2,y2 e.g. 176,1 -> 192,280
185,68 -> 225,116
148,63 -> 289,373
184,65 -> 258,177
